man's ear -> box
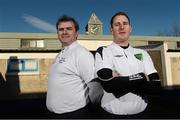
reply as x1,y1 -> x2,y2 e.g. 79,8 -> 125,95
130,25 -> 132,33
76,31 -> 79,38
110,27 -> 113,34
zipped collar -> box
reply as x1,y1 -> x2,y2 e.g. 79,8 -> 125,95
112,42 -> 131,51
61,41 -> 78,53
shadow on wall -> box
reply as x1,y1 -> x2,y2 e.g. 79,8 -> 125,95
164,85 -> 180,90
0,72 -> 6,98
0,56 -> 20,100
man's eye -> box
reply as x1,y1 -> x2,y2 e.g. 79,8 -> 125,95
114,23 -> 119,26
123,22 -> 129,25
67,27 -> 73,30
58,27 -> 73,31
58,28 -> 64,31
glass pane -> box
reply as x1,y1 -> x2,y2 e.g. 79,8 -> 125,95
37,40 -> 44,47
30,41 -> 36,47
24,59 -> 38,71
21,40 -> 29,48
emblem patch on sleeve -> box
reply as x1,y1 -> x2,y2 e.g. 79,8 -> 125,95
134,53 -> 143,61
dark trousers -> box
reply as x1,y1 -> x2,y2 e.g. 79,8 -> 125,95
46,103 -> 100,119
46,103 -> 152,119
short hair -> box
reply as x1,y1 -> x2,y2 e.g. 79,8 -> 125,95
56,15 -> 79,31
110,11 -> 131,28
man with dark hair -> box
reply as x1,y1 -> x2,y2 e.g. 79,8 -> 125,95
95,11 -> 162,115
46,15 -> 94,116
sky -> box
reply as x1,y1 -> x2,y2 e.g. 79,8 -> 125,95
0,0 -> 179,36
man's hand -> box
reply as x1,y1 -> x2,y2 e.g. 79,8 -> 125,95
112,70 -> 120,77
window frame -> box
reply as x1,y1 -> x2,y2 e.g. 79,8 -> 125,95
6,58 -> 39,75
21,39 -> 44,48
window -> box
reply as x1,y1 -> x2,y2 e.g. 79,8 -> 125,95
177,42 -> 180,48
30,40 -> 36,47
148,41 -> 163,45
7,58 -> 38,73
21,39 -> 44,48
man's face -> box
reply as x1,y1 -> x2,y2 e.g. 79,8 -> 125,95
111,15 -> 132,44
57,21 -> 78,47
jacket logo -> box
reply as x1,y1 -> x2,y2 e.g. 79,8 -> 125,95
114,55 -> 123,57
134,53 -> 143,61
59,57 -> 66,63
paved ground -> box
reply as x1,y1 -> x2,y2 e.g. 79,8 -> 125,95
0,89 -> 180,119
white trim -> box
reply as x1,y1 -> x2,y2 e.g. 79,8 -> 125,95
98,77 -> 113,81
6,71 -> 40,76
162,42 -> 173,86
0,53 -> 58,59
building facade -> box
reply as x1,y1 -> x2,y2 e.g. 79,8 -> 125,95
0,13 -> 180,99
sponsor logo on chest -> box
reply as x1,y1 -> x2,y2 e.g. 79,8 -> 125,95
59,57 -> 66,63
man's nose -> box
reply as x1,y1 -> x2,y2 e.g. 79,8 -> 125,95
62,29 -> 67,34
119,24 -> 124,29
